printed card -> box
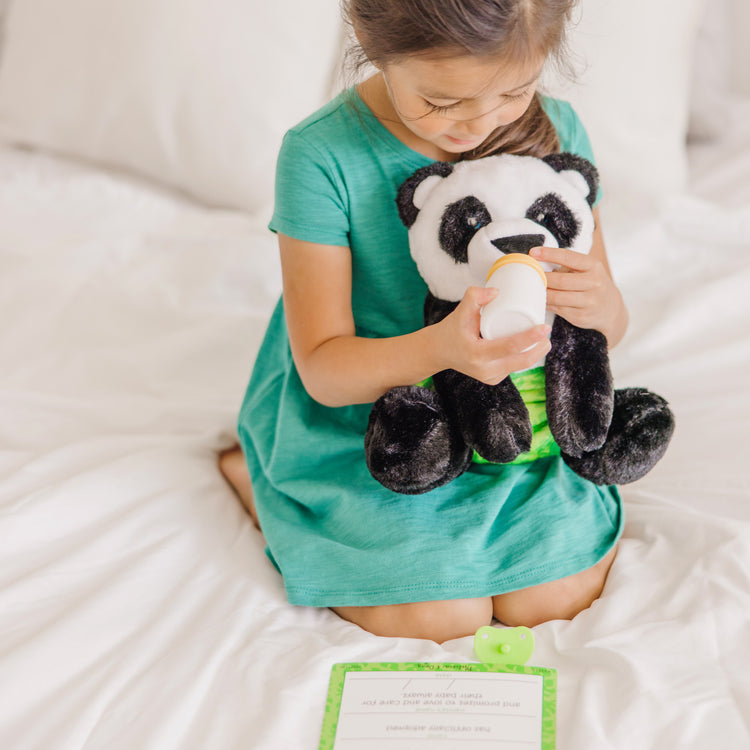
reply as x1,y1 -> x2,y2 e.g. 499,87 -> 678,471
319,662 -> 556,750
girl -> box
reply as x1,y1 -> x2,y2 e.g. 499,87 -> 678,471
220,0 -> 627,643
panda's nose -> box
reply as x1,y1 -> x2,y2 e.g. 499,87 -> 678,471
491,234 -> 545,255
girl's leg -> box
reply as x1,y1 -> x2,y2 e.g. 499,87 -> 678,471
219,447 -> 492,642
492,545 -> 618,627
332,598 -> 494,644
219,446 -> 616,635
331,545 -> 615,642
218,445 -> 261,530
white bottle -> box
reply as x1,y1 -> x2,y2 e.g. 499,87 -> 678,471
480,253 -> 548,340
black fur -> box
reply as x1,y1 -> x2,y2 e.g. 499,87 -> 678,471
424,293 -> 458,326
542,153 -> 600,207
560,388 -> 675,485
526,193 -> 579,248
439,196 -> 492,263
545,316 -> 614,456
424,294 -> 531,462
365,385 -> 472,494
396,161 -> 454,228
434,369 -> 532,463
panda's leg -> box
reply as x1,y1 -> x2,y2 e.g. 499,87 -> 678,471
561,387 -> 675,485
545,316 -> 614,456
422,295 -> 532,464
365,385 -> 473,495
432,370 -> 532,464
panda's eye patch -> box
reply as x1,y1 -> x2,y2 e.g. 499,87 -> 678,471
439,196 -> 491,263
525,193 -> 579,249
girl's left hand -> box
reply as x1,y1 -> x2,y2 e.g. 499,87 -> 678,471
529,245 -> 623,338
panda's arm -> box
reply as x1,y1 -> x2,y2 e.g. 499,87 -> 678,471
423,295 -> 458,326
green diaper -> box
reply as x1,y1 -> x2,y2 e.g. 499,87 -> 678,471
417,366 -> 560,465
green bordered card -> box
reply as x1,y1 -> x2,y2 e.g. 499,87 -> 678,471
319,662 -> 557,749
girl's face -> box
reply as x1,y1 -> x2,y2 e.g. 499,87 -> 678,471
381,52 -> 543,157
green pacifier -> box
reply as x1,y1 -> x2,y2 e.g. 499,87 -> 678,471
473,625 -> 535,666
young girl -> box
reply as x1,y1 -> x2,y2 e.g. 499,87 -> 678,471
220,0 -> 627,643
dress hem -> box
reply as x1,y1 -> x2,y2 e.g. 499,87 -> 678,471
281,519 -> 623,608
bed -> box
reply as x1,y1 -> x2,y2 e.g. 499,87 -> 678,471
0,1 -> 748,748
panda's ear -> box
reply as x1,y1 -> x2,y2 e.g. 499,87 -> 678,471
396,162 -> 454,228
542,152 -> 600,207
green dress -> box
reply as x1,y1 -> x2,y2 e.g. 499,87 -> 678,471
238,88 -> 622,608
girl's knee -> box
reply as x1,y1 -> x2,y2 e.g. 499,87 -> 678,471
332,597 -> 493,643
492,545 -> 618,628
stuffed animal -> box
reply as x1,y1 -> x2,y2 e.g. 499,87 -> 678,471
365,152 -> 675,494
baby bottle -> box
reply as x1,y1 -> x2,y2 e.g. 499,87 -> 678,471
480,253 -> 548,340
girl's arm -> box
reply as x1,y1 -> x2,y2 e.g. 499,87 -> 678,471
530,207 -> 629,347
279,233 -> 552,408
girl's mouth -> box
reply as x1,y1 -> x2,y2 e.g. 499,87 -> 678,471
445,135 -> 478,146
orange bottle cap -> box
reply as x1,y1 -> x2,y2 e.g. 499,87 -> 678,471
486,253 -> 547,288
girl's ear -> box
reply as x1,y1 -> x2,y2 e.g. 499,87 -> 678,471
396,162 -> 454,228
542,153 -> 600,207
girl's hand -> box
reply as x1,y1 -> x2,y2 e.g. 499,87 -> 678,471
433,286 -> 551,385
530,245 -> 625,343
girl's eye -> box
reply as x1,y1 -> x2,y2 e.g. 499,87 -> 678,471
505,87 -> 532,102
425,100 -> 458,115
426,87 -> 532,116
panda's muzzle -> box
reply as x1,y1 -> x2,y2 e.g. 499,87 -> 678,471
491,233 -> 545,256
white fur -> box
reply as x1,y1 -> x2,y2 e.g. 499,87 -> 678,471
408,154 -> 596,302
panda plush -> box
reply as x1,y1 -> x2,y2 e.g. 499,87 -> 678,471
365,152 -> 675,495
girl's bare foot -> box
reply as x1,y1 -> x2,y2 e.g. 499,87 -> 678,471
219,446 -> 261,530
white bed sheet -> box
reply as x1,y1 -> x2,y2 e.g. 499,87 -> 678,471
1,99 -> 749,750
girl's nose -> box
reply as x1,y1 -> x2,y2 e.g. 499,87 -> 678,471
462,109 -> 501,136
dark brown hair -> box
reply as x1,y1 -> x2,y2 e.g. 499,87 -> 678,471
343,0 -> 577,159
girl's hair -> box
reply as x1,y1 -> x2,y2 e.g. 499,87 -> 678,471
343,0 -> 576,159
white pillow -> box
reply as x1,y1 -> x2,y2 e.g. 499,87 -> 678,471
0,0 -> 343,214
727,0 -> 750,97
688,0 -> 730,141
544,0 -> 706,207
0,0 -> 10,51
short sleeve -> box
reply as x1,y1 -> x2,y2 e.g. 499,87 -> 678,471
542,97 -> 603,207
268,129 -> 351,246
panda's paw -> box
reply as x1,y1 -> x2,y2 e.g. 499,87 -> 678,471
432,372 -> 532,464
365,386 -> 472,495
463,407 -> 533,464
450,388 -> 532,463
561,387 -> 675,485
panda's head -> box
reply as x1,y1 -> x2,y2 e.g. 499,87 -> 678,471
396,152 -> 599,302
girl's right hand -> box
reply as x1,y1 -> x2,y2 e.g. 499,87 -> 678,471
434,286 -> 551,384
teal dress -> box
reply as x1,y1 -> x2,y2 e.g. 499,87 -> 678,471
238,88 -> 622,608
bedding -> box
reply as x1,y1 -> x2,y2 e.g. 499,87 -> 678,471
0,0 -> 342,214
542,0 -> 705,200
1,96 -> 749,749
1,1 -> 750,748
